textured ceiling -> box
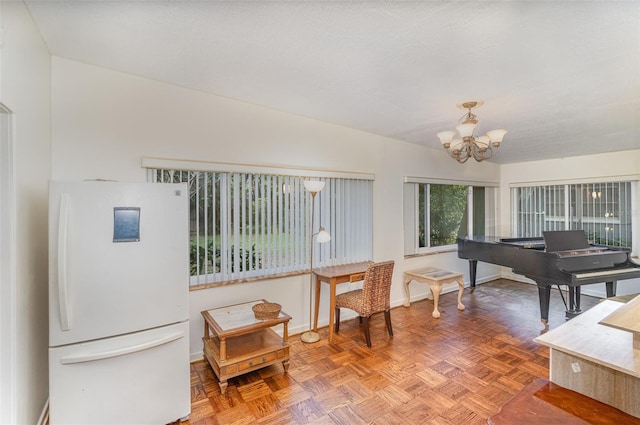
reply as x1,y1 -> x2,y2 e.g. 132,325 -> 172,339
24,1 -> 640,164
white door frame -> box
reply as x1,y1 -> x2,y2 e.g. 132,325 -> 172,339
0,102 -> 17,425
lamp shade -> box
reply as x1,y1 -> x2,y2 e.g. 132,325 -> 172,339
450,139 -> 464,152
304,180 -> 325,193
487,129 -> 507,144
475,135 -> 490,149
456,123 -> 476,138
316,227 -> 331,243
437,131 -> 456,145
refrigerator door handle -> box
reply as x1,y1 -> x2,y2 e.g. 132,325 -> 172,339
59,331 -> 185,365
58,193 -> 72,331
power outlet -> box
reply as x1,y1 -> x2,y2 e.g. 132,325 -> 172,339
571,362 -> 581,373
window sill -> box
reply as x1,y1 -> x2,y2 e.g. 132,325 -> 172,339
188,270 -> 307,291
404,246 -> 458,258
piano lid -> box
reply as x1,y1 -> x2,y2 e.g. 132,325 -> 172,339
543,230 -> 590,252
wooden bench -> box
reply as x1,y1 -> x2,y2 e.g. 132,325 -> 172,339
488,378 -> 639,425
403,267 -> 465,318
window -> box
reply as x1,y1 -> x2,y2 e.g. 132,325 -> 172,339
513,181 -> 635,248
146,161 -> 373,287
404,178 -> 497,255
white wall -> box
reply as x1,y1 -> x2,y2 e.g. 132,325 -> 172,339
0,2 -> 51,424
51,57 -> 501,359
499,150 -> 640,297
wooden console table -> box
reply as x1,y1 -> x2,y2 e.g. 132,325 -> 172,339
403,267 -> 465,318
535,299 -> 640,418
201,300 -> 291,394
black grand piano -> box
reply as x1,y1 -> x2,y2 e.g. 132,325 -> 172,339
458,230 -> 640,324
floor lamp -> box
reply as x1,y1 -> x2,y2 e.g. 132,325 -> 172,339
301,180 -> 331,344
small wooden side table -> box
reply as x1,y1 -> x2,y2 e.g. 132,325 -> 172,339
403,267 -> 465,318
201,300 -> 291,394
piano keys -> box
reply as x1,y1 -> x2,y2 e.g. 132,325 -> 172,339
458,230 -> 640,324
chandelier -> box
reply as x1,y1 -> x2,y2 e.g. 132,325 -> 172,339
436,101 -> 507,163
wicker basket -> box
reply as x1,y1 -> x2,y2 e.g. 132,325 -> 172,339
252,302 -> 281,320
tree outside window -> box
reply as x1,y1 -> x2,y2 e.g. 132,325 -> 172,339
419,184 -> 467,247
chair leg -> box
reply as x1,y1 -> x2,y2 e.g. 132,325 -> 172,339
384,308 -> 393,338
334,307 -> 340,333
362,316 -> 372,347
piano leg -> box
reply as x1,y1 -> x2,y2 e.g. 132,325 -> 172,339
565,286 -> 582,319
606,281 -> 617,297
469,260 -> 477,289
538,285 -> 551,325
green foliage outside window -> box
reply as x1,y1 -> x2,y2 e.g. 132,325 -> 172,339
418,184 -> 468,248
429,185 -> 468,247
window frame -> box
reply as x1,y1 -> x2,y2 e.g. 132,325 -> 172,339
403,177 -> 498,256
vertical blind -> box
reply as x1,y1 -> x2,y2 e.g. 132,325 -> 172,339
149,168 -> 372,286
514,185 -> 566,236
569,182 -> 632,247
513,181 -> 633,247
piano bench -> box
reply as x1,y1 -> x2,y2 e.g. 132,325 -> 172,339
488,378 -> 639,425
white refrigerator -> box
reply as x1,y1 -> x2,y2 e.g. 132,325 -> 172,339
48,180 -> 191,425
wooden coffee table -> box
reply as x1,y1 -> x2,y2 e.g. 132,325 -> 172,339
201,300 -> 291,394
403,267 -> 465,318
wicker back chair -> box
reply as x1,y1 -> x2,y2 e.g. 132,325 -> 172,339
334,260 -> 395,347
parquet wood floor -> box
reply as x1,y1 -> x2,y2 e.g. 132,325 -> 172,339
183,279 -> 600,425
